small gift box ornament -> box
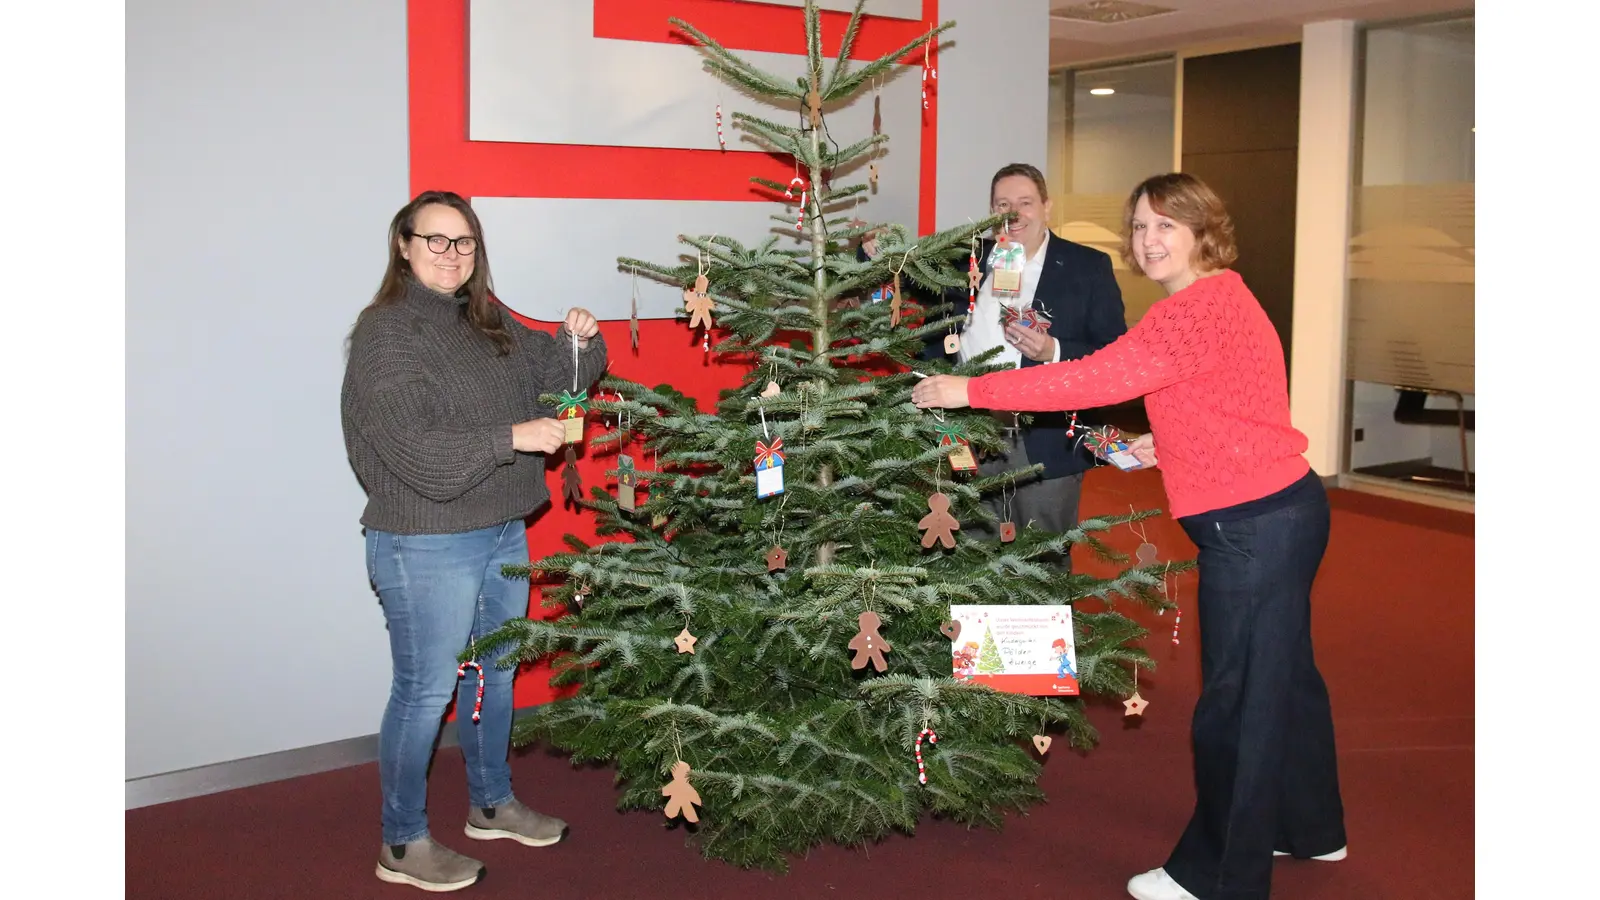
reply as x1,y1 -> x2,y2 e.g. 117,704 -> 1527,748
1080,425 -> 1145,471
990,234 -> 1026,298
754,437 -> 786,498
1001,303 -> 1053,336
556,389 -> 589,444
934,420 -> 978,472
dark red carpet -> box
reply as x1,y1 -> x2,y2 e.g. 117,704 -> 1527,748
127,468 -> 1473,898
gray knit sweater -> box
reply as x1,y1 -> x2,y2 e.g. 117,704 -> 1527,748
341,280 -> 608,535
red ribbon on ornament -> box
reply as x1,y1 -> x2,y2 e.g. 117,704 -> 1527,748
754,438 -> 785,469
1001,304 -> 1052,334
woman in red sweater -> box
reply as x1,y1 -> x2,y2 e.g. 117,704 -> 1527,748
913,173 -> 1346,900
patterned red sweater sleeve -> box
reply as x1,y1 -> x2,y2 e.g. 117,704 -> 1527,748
966,270 -> 1312,519
967,280 -> 1217,412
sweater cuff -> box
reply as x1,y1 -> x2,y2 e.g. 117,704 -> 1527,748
493,425 -> 516,465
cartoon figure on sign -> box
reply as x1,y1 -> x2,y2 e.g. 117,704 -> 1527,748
952,642 -> 980,680
1052,637 -> 1076,680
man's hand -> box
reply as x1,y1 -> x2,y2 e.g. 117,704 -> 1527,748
1004,324 -> 1057,363
911,375 -> 973,410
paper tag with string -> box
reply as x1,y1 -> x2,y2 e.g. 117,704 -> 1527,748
557,326 -> 588,444
754,403 -> 785,498
616,402 -> 636,512
934,413 -> 977,472
990,234 -> 1025,297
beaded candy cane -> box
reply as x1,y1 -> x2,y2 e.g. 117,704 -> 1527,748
456,659 -> 485,723
915,728 -> 939,784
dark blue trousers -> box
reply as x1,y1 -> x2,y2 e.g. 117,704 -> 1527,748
1164,476 -> 1347,900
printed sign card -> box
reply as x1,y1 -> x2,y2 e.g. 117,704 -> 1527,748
948,604 -> 1078,696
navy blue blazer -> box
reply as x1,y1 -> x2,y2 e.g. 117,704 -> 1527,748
920,232 -> 1128,480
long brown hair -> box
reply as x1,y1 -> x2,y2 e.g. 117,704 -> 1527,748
352,190 -> 512,355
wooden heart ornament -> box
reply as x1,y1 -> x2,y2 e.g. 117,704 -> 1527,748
939,620 -> 961,641
1032,735 -> 1052,755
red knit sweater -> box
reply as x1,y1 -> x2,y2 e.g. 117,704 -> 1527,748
967,269 -> 1309,519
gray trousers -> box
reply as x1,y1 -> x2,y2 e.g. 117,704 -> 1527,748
967,427 -> 1085,570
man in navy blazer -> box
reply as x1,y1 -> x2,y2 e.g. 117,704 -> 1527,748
898,163 -> 1127,567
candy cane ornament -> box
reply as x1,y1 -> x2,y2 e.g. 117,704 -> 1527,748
914,728 -> 939,784
715,103 -> 725,151
786,176 -> 808,231
456,660 -> 485,723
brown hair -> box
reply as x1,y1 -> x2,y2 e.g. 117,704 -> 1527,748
353,190 -> 511,355
989,162 -> 1050,204
1120,173 -> 1238,273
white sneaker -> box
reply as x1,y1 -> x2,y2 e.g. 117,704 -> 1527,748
1273,845 -> 1347,861
1127,868 -> 1200,900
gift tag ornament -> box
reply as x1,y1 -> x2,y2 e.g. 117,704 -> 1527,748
684,273 -> 715,330
934,420 -> 978,472
939,619 -> 961,641
943,333 -> 961,354
674,627 -> 698,655
918,493 -> 960,549
556,389 -> 589,444
616,454 -> 637,512
990,235 -> 1026,298
561,446 -> 583,504
999,522 -> 1017,543
1123,692 -> 1148,716
661,761 -> 703,823
848,610 -> 892,672
754,437 -> 785,498
1032,734 -> 1052,755
766,545 -> 788,573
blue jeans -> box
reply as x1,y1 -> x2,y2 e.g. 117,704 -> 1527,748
366,520 -> 530,846
1164,478 -> 1346,900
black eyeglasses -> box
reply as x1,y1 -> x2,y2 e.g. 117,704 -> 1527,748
407,232 -> 478,255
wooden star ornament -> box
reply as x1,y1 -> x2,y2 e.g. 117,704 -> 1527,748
766,545 -> 788,573
1123,692 -> 1148,716
674,627 -> 698,655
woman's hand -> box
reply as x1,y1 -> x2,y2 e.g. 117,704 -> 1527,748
911,375 -> 973,410
512,418 -> 566,454
564,307 -> 600,348
1128,432 -> 1158,468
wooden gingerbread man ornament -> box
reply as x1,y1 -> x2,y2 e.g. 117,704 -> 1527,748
848,610 -> 892,672
918,493 -> 960,549
661,760 -> 702,823
561,446 -> 583,504
683,273 -> 715,330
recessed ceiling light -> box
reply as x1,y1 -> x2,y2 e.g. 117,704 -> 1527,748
1090,87 -> 1115,96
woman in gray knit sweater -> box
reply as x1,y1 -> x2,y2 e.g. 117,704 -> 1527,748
341,191 -> 607,892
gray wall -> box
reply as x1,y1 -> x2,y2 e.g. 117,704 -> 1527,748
127,0 -> 406,779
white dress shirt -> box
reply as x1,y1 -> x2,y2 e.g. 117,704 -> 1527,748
958,238 -> 1059,367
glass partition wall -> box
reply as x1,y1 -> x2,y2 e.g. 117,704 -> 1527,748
1343,16 -> 1475,495
1047,58 -> 1176,328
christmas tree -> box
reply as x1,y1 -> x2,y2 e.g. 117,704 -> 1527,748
476,0 -> 1183,872
976,625 -> 1006,675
